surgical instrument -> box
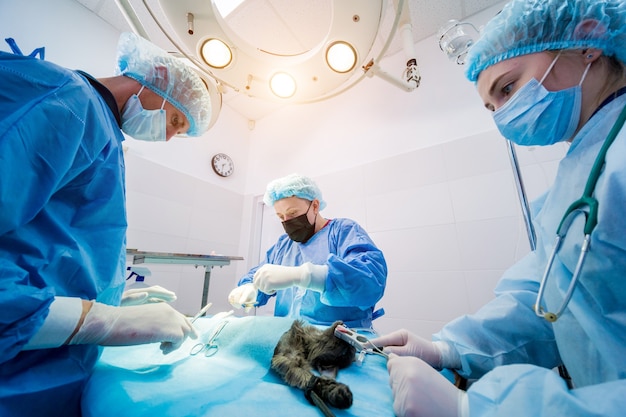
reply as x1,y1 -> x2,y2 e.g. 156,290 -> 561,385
190,320 -> 229,357
334,324 -> 388,358
191,302 -> 213,323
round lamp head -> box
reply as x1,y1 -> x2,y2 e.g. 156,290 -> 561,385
326,41 -> 357,73
270,72 -> 296,98
200,38 -> 233,69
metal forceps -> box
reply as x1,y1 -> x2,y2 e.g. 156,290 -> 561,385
190,320 -> 229,357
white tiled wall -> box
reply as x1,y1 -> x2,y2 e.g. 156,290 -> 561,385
124,151 -> 245,316
308,130 -> 567,337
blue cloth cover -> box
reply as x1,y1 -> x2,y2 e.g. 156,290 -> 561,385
82,316 -> 394,417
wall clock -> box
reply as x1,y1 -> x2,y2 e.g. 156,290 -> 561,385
211,153 -> 234,177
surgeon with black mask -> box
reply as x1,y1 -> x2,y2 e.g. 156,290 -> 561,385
227,173 -> 387,329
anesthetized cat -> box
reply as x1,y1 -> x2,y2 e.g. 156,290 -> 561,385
271,320 -> 356,409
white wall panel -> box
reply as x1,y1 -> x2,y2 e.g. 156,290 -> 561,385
367,183 -> 455,232
449,170 -> 520,222
456,217 -> 522,270
371,223 -> 462,273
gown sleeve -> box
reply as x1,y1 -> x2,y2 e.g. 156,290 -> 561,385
467,364 -> 626,416
321,219 -> 387,308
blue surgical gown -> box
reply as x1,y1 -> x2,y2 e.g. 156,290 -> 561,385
434,95 -> 626,416
239,218 -> 387,328
0,52 -> 127,417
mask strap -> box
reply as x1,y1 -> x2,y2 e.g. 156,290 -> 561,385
136,85 -> 166,110
539,52 -> 561,85
578,62 -> 592,86
303,201 -> 315,225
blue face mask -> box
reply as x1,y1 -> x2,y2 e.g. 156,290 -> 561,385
493,54 -> 591,146
121,86 -> 167,142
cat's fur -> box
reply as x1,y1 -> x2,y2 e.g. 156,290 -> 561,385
271,320 -> 356,409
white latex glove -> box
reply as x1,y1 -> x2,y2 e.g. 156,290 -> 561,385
370,329 -> 455,369
253,262 -> 326,294
69,302 -> 197,354
228,283 -> 258,312
387,354 -> 467,417
120,285 -> 177,306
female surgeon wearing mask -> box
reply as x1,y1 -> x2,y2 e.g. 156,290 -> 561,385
371,0 -> 626,416
228,173 -> 388,330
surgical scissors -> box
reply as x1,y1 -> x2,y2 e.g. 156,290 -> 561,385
190,320 -> 229,357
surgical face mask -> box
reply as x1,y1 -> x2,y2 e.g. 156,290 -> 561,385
282,202 -> 316,243
121,86 -> 167,142
493,54 -> 591,146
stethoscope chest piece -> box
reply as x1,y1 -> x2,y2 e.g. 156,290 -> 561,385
543,312 -> 558,323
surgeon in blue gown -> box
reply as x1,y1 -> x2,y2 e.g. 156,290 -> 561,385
372,1 -> 626,416
228,173 -> 387,329
0,32 -> 214,417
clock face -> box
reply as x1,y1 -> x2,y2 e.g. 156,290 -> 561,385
211,153 -> 234,177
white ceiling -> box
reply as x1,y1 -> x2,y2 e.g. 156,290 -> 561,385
74,0 -> 502,122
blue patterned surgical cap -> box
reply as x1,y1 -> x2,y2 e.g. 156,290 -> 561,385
465,0 -> 626,82
116,32 -> 212,136
263,174 -> 327,210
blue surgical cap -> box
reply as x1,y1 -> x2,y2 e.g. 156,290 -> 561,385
263,174 -> 327,210
116,32 -> 212,136
465,0 -> 626,82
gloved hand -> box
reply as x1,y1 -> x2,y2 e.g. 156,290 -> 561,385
253,262 -> 326,294
120,285 -> 177,306
370,329 -> 445,369
228,283 -> 258,312
69,302 -> 197,354
386,354 -> 467,417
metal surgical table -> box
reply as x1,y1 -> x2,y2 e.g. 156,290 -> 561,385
126,249 -> 244,309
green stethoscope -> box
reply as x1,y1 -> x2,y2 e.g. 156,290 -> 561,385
534,104 -> 626,322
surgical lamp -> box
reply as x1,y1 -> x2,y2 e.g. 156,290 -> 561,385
116,0 -> 420,107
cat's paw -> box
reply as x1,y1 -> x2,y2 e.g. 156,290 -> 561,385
315,378 -> 353,409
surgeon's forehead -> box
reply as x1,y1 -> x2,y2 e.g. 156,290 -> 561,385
274,196 -> 308,211
476,55 -> 537,101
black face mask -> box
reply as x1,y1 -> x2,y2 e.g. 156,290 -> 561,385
282,202 -> 316,243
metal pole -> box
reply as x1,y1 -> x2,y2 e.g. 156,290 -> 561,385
506,140 -> 537,251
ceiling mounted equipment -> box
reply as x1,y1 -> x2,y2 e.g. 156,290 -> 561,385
120,0 -> 420,101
